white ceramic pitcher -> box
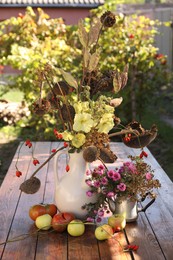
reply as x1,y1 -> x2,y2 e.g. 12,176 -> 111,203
54,150 -> 97,219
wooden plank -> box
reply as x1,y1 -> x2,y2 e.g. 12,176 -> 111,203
36,232 -> 67,260
125,214 -> 165,260
1,142 -> 52,260
131,146 -> 173,259
0,142 -> 33,258
109,143 -> 168,259
68,225 -> 100,260
36,141 -> 68,260
98,231 -> 131,260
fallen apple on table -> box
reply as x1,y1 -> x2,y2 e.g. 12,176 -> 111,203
95,224 -> 113,240
67,219 -> 85,236
35,214 -> 52,230
52,212 -> 75,232
29,203 -> 57,221
108,214 -> 126,231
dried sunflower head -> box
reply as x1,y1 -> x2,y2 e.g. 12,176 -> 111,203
32,98 -> 51,115
100,11 -> 116,28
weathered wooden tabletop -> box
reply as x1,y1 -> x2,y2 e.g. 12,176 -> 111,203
0,142 -> 173,260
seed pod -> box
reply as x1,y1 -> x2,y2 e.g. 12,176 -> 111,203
100,11 -> 116,28
99,147 -> 117,163
20,177 -> 41,194
32,98 -> 51,115
83,146 -> 99,162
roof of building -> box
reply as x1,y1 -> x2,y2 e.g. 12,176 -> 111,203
0,0 -> 104,8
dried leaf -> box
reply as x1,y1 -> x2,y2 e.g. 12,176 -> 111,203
88,18 -> 102,46
78,19 -> 88,48
113,65 -> 129,93
83,48 -> 91,68
110,97 -> 123,107
59,69 -> 78,89
88,50 -> 100,72
20,177 -> 41,194
121,64 -> 129,89
113,72 -> 121,94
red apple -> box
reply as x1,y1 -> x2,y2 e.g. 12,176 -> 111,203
29,204 -> 57,221
52,212 -> 75,232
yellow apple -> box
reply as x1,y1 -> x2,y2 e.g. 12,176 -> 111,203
95,224 -> 113,240
67,219 -> 85,236
35,214 -> 52,230
108,214 -> 126,231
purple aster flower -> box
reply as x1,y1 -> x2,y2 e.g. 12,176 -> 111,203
86,217 -> 94,222
98,210 -> 104,217
96,217 -> 102,223
118,166 -> 125,174
98,164 -> 105,170
101,177 -> 108,185
86,191 -> 93,197
113,172 -> 121,181
85,179 -> 92,186
106,191 -> 115,198
117,183 -> 126,191
107,170 -> 115,178
124,161 -> 137,174
97,169 -> 104,176
94,180 -> 101,188
86,169 -> 91,176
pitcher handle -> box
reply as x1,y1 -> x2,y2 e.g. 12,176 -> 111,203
54,149 -> 69,185
138,192 -> 155,213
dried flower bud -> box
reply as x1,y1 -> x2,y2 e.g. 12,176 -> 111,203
32,98 -> 51,116
99,147 -> 117,163
20,177 -> 41,194
100,11 -> 116,28
83,146 -> 98,162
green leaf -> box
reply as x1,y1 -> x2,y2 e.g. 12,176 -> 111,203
59,69 -> 78,89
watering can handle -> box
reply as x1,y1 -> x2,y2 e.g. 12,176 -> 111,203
138,193 -> 156,213
54,149 -> 69,184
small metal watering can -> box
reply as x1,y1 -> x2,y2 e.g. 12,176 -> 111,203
108,193 -> 155,222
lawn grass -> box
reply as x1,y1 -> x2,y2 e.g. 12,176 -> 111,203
141,109 -> 173,181
0,88 -> 24,102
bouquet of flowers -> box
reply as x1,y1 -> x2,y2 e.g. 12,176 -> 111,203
83,155 -> 161,221
16,11 -> 158,198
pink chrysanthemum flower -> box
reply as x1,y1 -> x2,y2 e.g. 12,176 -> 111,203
85,180 -> 92,186
101,177 -> 108,185
98,165 -> 105,170
94,180 -> 101,188
146,172 -> 152,180
86,191 -> 93,197
86,169 -> 91,176
107,170 -> 115,178
106,191 -> 115,198
117,183 -> 126,191
113,172 -> 121,181
124,161 -> 137,174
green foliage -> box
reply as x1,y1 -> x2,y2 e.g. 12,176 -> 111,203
89,3 -> 171,121
0,7 -> 78,102
0,6 -> 172,137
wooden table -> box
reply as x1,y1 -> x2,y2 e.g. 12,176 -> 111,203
0,142 -> 173,260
